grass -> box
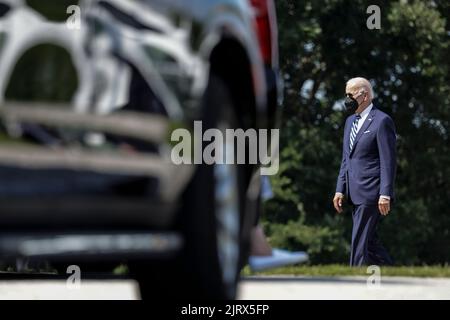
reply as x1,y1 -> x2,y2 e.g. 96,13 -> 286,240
241,264 -> 450,278
3,262 -> 449,278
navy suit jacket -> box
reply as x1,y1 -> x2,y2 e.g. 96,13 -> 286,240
336,106 -> 397,205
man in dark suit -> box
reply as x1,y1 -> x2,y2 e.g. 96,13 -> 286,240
333,77 -> 396,266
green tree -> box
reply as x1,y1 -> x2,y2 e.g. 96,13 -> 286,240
265,0 -> 450,264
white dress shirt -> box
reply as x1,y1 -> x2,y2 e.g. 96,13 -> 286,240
355,103 -> 373,134
336,103 -> 390,201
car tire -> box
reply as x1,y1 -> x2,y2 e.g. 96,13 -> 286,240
134,74 -> 248,300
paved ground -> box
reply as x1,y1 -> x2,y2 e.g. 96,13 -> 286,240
238,276 -> 450,300
1,276 -> 450,299
0,279 -> 140,300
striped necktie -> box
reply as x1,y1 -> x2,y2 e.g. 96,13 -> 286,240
349,114 -> 361,151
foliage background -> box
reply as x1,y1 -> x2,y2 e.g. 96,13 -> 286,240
264,0 -> 450,265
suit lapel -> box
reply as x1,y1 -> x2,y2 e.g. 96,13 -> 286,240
350,107 -> 377,156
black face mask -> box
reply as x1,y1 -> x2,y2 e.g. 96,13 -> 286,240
344,96 -> 359,110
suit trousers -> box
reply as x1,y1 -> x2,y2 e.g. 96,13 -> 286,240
350,204 -> 393,266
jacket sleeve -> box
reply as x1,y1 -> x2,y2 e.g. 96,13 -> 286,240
336,119 -> 349,194
376,116 -> 397,198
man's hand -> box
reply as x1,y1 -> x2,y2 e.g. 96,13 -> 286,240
333,193 -> 345,213
378,197 -> 391,215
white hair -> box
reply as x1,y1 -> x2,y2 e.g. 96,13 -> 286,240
346,77 -> 374,99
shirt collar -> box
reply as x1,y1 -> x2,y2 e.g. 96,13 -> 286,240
357,103 -> 373,119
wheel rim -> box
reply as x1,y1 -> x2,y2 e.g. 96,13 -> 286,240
213,120 -> 240,298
